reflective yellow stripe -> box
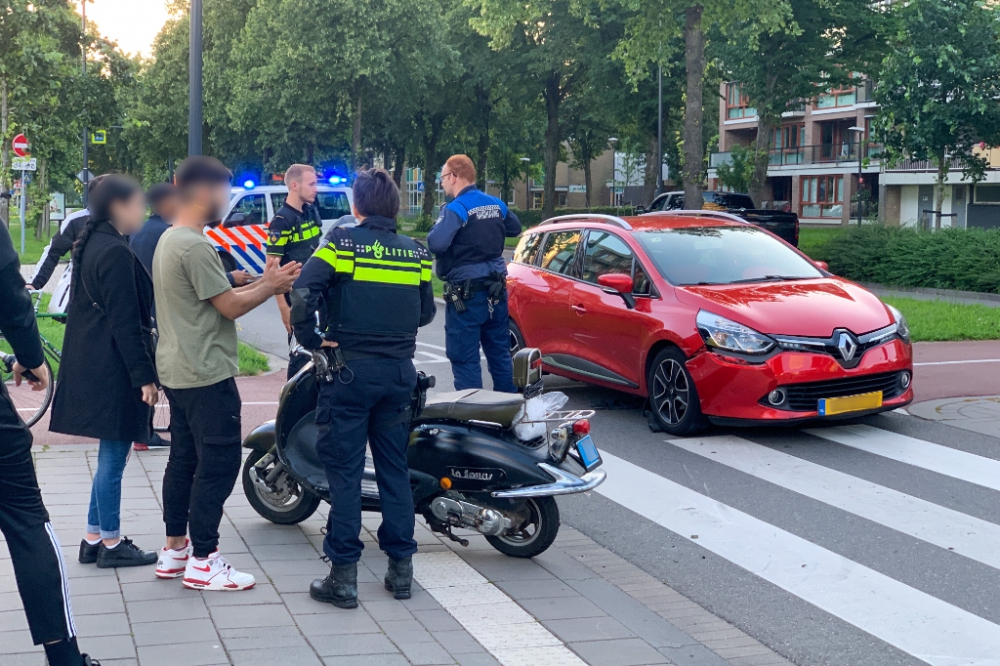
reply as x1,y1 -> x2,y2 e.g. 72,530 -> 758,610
314,246 -> 338,268
355,257 -> 421,269
421,267 -> 432,281
337,259 -> 354,273
354,266 -> 421,285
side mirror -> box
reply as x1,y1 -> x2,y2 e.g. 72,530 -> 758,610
597,273 -> 636,309
814,260 -> 829,272
224,212 -> 247,227
634,205 -> 646,215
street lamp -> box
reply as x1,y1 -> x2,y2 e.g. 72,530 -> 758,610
848,126 -> 865,225
81,0 -> 88,206
520,157 -> 531,210
189,0 -> 204,155
609,137 -> 618,206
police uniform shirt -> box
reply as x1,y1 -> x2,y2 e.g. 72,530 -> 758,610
266,202 -> 322,266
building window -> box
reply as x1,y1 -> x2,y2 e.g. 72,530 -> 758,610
769,124 -> 805,164
975,184 -> 1000,204
726,83 -> 756,120
817,83 -> 857,109
801,176 -> 844,218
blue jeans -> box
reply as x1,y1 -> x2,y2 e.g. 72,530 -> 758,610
445,291 -> 517,393
86,440 -> 132,540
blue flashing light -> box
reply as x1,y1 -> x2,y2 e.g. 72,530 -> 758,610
328,175 -> 344,185
243,179 -> 256,190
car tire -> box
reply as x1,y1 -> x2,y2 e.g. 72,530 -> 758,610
509,320 -> 526,356
646,347 -> 709,436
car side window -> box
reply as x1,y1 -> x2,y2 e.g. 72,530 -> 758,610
513,232 -> 543,265
226,194 -> 266,226
633,261 -> 652,296
316,191 -> 351,219
581,231 -> 633,283
648,196 -> 666,212
539,230 -> 582,277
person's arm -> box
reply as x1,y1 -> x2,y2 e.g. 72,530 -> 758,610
0,229 -> 47,391
503,208 -> 522,237
291,240 -> 348,350
210,258 -> 300,320
29,220 -> 76,289
95,245 -> 158,389
416,243 -> 436,327
426,206 -> 463,254
265,219 -> 294,332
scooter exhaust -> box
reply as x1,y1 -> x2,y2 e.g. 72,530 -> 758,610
430,497 -> 512,537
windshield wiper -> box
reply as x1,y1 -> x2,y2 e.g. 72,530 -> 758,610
728,275 -> 810,284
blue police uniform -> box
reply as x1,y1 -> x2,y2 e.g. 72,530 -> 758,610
426,186 -> 521,393
292,215 -> 436,566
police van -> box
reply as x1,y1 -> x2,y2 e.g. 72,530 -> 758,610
207,181 -> 354,275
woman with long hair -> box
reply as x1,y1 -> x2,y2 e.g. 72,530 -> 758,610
49,174 -> 160,568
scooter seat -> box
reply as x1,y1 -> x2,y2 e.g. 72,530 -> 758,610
420,389 -> 524,428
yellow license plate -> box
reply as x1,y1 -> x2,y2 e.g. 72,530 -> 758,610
818,391 -> 883,416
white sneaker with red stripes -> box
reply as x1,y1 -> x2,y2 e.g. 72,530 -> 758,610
155,540 -> 192,579
182,551 -> 256,591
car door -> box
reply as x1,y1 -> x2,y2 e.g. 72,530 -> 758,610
567,229 -> 651,388
515,229 -> 583,355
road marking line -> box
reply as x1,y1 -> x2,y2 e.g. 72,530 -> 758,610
669,435 -> 1000,570
417,341 -> 448,351
596,451 -> 1000,666
806,424 -> 1000,492
413,551 -> 586,666
914,358 -> 1000,366
242,401 -> 279,406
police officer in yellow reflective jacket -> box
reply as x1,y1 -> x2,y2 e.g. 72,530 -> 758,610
291,169 -> 435,609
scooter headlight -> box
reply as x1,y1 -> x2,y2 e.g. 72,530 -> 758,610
548,425 -> 572,463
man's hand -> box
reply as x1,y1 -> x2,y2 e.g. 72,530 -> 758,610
320,340 -> 339,348
141,383 -> 159,406
13,361 -> 49,392
262,260 -> 301,295
230,270 -> 252,286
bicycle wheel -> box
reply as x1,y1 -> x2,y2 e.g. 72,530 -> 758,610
152,387 -> 170,432
0,356 -> 55,428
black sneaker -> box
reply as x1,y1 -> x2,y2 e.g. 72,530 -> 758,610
83,656 -> 102,666
78,540 -> 99,564
96,537 -> 157,568
146,432 -> 170,447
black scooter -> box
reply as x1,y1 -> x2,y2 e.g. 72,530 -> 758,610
240,348 -> 606,558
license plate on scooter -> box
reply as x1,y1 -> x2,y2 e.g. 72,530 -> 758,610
575,435 -> 602,472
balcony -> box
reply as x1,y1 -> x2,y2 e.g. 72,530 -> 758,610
710,143 -> 883,169
885,157 -> 964,171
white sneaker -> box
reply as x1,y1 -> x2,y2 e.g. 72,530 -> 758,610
155,540 -> 192,579
182,551 -> 256,591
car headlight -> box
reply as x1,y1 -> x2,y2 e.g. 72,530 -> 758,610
886,304 -> 910,342
696,310 -> 775,354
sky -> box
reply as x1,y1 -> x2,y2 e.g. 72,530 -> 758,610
77,0 -> 172,57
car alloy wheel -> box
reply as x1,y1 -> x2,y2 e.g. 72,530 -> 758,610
652,358 -> 689,425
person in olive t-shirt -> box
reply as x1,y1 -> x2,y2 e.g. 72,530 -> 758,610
266,164 -> 322,379
151,156 -> 300,592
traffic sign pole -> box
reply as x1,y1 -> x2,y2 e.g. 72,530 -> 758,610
18,169 -> 26,256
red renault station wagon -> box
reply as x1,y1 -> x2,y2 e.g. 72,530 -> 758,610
506,211 -> 913,435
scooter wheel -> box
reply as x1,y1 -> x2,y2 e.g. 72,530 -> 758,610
242,450 -> 321,525
485,497 -> 560,558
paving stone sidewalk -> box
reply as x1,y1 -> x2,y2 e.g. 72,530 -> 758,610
0,445 -> 792,666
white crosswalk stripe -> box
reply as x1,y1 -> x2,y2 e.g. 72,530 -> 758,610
595,438 -> 1000,666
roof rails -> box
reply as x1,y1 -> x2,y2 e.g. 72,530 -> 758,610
648,210 -> 750,225
537,214 -> 633,230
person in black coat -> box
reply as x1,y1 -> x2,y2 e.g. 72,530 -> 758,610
49,174 -> 160,569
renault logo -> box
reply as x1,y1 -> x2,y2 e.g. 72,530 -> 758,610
836,331 -> 858,361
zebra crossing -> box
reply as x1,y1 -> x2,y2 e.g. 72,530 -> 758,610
587,422 -> 1000,666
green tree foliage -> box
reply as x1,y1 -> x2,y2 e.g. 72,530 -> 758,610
874,0 -> 1000,227
714,144 -> 758,194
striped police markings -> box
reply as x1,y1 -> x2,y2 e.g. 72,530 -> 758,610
595,429 -> 1000,666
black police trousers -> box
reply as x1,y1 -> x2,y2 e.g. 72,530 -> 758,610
0,383 -> 77,645
315,357 -> 419,564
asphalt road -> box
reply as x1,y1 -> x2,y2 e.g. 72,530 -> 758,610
239,299 -> 1000,666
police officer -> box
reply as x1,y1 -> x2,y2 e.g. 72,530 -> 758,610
292,168 -> 435,609
0,224 -> 101,666
427,154 -> 522,393
266,164 -> 323,379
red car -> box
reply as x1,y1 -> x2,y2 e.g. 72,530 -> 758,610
506,211 -> 913,435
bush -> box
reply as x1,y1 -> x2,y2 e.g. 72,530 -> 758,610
821,225 -> 1000,293
412,214 -> 435,233
514,206 -> 636,228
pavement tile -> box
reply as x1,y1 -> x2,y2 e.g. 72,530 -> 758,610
542,616 -> 637,643
79,633 -> 137,660
126,596 -> 209,623
396,639 -> 455,665
237,528 -> 312,546
131,617 -> 221,647
412,608 -> 464,632
228,645 -> 323,666
259,558 -> 332,577
517,595 -> 607,621
453,653 -> 504,666
320,655 -> 411,666
714,645 -> 774,660
218,624 -> 305,650
661,644 -> 736,666
570,638 -> 672,666
203,584 -> 282,607
727,653 -> 793,666
72,611 -> 131,638
379,618 -> 439,645
0,591 -> 23,612
210,602 -> 295,629
533,548 -> 603,582
136,641 -> 228,666
249,543 -> 320,561
71,591 -> 125,615
494,578 -> 578,600
309,632 -> 399,657
0,653 -> 44,666
359,599 -> 415,622
120,580 -> 190,602
567,578 -> 696,649
294,610 -> 381,636
433,629 -> 488,655
282,591 -> 344,615
0,629 -> 36,654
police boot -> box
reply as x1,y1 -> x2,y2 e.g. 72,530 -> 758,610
384,556 -> 413,600
310,562 -> 358,609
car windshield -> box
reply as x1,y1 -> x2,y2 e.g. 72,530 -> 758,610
634,226 -> 822,286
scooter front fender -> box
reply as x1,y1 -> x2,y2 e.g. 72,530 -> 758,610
243,420 -> 276,454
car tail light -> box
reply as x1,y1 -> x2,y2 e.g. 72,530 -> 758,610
573,419 -> 590,435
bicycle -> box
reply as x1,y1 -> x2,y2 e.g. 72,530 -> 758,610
0,291 -> 63,427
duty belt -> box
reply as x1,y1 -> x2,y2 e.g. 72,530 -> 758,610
443,275 -> 507,315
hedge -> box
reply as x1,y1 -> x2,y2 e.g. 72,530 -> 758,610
513,206 -> 636,228
821,225 -> 1000,294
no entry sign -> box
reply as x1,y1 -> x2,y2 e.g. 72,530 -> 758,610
12,134 -> 28,158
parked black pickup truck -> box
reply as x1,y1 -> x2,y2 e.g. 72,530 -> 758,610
637,191 -> 800,247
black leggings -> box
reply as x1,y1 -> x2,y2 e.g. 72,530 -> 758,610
0,385 -> 77,645
162,378 -> 242,558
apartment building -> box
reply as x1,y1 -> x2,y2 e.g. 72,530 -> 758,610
708,80 -> 1000,229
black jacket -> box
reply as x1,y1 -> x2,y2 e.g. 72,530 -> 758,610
50,221 -> 157,442
129,214 -> 170,276
0,224 -> 43,371
30,211 -> 90,290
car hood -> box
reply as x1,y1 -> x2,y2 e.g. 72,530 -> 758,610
675,278 -> 892,337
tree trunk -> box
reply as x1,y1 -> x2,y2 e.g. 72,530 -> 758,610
352,92 -> 363,172
542,72 -> 561,221
421,118 -> 445,218
643,134 -> 658,205
682,4 -> 706,210
584,151 -> 593,209
0,77 -> 9,229
750,112 -> 777,208
392,145 -> 405,187
476,127 -> 489,191
935,148 -> 947,230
